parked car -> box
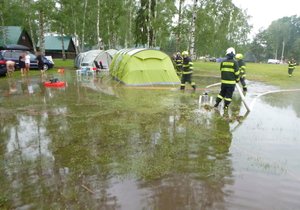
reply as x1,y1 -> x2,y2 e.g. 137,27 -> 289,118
0,53 -> 7,76
0,50 -> 54,70
209,57 -> 216,62
267,59 -> 280,64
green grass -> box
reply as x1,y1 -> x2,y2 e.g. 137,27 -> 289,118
194,61 -> 300,89
2,59 -> 299,89
53,59 -> 74,69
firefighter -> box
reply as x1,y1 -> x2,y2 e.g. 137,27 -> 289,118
288,58 -> 297,77
180,51 -> 196,91
214,47 -> 240,110
235,53 -> 247,91
174,52 -> 183,76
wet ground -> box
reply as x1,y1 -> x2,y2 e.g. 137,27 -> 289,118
0,71 -> 300,209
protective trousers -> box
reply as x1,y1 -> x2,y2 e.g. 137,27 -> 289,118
180,73 -> 196,90
288,68 -> 294,76
240,76 -> 247,90
215,84 -> 235,107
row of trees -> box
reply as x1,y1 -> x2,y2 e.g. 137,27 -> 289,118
0,0 -> 250,56
250,15 -> 300,62
1,0 -> 299,62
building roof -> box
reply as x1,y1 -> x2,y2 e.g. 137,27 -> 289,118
44,35 -> 75,51
0,26 -> 23,46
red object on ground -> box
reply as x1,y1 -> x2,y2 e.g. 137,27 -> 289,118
57,68 -> 65,73
44,81 -> 66,88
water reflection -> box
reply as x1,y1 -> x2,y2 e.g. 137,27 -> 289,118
3,72 -> 298,209
260,92 -> 300,118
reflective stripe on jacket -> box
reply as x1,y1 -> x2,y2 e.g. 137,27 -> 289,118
175,55 -> 183,67
182,56 -> 193,74
238,59 -> 246,77
288,61 -> 296,70
220,59 -> 239,85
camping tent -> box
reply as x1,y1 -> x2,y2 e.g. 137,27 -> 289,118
74,52 -> 86,68
105,49 -> 118,58
74,50 -> 112,69
110,49 -> 180,86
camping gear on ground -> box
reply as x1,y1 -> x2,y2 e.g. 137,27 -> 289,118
44,78 -> 65,88
76,66 -> 96,76
199,82 -> 251,112
57,68 -> 64,73
110,48 -> 180,86
198,91 -> 213,105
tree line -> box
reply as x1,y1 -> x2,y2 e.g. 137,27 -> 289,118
0,0 -> 299,62
250,15 -> 300,62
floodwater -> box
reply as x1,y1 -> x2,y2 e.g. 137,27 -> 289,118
0,71 -> 300,210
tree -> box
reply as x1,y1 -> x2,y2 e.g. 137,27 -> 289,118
1,0 -> 252,57
251,15 -> 300,62
189,0 -> 198,59
194,0 -> 251,57
175,0 -> 185,51
250,30 -> 269,62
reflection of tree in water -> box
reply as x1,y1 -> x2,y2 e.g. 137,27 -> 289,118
137,98 -> 234,209
261,92 -> 300,118
0,109 -> 55,208
0,108 -> 17,208
47,89 -> 235,209
0,79 -> 241,209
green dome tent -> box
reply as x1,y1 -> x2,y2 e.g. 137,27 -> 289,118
110,49 -> 180,86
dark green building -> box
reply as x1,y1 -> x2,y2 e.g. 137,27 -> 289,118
0,26 -> 33,50
43,35 -> 77,59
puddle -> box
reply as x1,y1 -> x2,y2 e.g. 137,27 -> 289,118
0,72 -> 300,209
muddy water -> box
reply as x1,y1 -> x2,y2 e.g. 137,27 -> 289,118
0,72 -> 300,209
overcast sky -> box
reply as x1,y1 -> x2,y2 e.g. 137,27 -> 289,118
232,0 -> 300,37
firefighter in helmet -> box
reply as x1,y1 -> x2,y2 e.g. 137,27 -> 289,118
174,52 -> 183,76
214,47 -> 240,110
180,51 -> 196,91
288,58 -> 297,77
235,53 -> 247,91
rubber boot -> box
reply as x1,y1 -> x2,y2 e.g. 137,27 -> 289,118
224,101 -> 230,110
192,85 -> 196,91
214,98 -> 221,108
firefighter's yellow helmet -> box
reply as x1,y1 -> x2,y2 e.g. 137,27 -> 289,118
182,51 -> 189,56
235,53 -> 243,60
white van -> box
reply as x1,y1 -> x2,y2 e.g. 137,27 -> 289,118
267,59 -> 280,64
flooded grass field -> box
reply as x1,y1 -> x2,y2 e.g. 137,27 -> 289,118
0,70 -> 300,209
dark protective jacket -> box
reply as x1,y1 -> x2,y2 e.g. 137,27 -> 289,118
182,56 -> 193,74
220,56 -> 240,85
237,59 -> 246,78
175,55 -> 183,68
288,60 -> 296,70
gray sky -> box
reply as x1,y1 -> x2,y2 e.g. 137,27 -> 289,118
232,0 -> 300,36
